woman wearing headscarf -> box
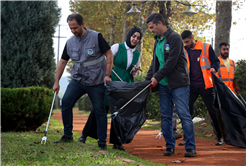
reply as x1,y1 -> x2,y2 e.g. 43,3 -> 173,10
78,26 -> 143,151
111,26 -> 142,82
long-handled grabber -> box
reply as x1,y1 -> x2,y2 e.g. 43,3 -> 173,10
41,91 -> 57,145
112,69 -> 124,82
111,83 -> 153,118
238,93 -> 246,105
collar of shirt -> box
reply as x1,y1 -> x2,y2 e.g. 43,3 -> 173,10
124,42 -> 136,53
157,36 -> 166,42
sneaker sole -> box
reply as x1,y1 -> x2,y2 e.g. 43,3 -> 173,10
164,153 -> 175,156
184,153 -> 196,157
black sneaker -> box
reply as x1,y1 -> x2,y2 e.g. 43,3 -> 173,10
178,139 -> 186,146
184,149 -> 196,157
78,134 -> 86,143
215,138 -> 224,146
54,135 -> 73,143
163,148 -> 175,156
98,144 -> 107,151
113,144 -> 125,151
174,133 -> 182,139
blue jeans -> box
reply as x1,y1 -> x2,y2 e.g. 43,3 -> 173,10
61,79 -> 107,145
159,84 -> 196,150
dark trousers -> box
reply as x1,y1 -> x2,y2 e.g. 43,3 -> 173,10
189,85 -> 222,139
62,79 -> 107,145
82,106 -> 121,145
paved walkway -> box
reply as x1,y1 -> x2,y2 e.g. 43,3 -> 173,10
52,109 -> 246,166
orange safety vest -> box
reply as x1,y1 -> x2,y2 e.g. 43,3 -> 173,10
185,40 -> 213,89
215,57 -> 235,93
185,49 -> 190,73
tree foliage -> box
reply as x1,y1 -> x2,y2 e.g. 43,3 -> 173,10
235,60 -> 246,106
68,0 -> 216,76
1,1 -> 61,88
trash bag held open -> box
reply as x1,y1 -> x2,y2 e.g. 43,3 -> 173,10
106,80 -> 151,144
212,72 -> 246,148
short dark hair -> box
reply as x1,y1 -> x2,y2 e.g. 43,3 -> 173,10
146,13 -> 166,26
219,42 -> 229,49
67,14 -> 83,25
181,30 -> 193,40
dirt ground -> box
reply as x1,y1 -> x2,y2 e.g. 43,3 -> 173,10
52,109 -> 246,166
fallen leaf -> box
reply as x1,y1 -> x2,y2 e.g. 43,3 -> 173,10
205,134 -> 213,137
34,141 -> 40,144
35,129 -> 41,133
172,159 -> 185,163
201,123 -> 207,127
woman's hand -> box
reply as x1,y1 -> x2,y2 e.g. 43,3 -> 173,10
132,65 -> 140,72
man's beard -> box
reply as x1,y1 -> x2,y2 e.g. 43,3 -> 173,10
190,41 -> 195,48
221,53 -> 228,58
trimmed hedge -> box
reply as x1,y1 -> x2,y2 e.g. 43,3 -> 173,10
1,87 -> 54,132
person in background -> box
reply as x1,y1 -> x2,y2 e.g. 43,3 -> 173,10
180,30 -> 223,146
215,42 -> 240,94
53,13 -> 113,151
172,105 -> 182,139
145,13 -> 196,157
78,26 -> 142,151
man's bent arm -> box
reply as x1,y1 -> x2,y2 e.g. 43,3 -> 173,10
104,49 -> 113,85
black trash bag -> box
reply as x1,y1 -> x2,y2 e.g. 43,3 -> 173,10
212,72 -> 246,148
106,80 -> 151,144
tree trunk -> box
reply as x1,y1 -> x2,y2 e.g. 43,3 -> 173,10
137,1 -> 155,72
122,2 -> 131,42
215,0 -> 232,56
159,1 -> 172,26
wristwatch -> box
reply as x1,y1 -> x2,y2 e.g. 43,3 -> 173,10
105,74 -> 111,78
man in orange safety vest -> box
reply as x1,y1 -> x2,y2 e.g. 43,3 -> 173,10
180,30 -> 223,146
215,42 -> 240,94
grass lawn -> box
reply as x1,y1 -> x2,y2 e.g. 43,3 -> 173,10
1,112 -> 164,166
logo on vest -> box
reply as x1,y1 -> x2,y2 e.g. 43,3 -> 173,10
202,57 -> 205,61
232,70 -> 234,73
88,49 -> 93,55
165,44 -> 170,50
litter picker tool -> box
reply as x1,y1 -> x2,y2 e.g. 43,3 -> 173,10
238,93 -> 246,105
41,91 -> 57,145
156,131 -> 162,139
112,69 -> 124,82
111,83 -> 152,118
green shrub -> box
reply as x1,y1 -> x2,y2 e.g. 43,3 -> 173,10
146,91 -> 161,119
193,96 -> 207,118
78,95 -> 92,112
235,60 -> 246,106
1,87 -> 53,132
